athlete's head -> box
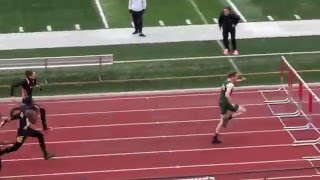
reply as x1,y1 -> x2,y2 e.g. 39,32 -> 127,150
25,70 -> 36,80
223,6 -> 232,16
227,71 -> 238,83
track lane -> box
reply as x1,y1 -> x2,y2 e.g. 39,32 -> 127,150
1,145 -> 317,178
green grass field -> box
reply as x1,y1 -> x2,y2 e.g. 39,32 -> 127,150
0,0 -> 319,97
0,0 -> 319,32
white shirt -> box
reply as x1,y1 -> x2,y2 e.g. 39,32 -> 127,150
128,0 -> 147,11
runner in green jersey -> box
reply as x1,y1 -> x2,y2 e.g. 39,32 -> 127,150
212,71 -> 246,144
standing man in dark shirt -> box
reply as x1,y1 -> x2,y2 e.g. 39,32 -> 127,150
0,98 -> 54,160
10,70 -> 51,131
219,7 -> 240,56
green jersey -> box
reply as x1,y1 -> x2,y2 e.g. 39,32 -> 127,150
219,79 -> 234,104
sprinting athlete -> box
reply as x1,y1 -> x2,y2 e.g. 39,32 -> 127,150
10,70 -> 52,131
0,98 -> 54,160
212,71 -> 246,144
0,115 -> 15,171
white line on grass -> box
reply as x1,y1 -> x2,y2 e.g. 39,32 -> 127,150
294,14 -> 301,20
75,24 -> 81,30
46,25 -> 52,31
267,15 -> 275,21
94,0 -> 109,28
188,0 -> 242,73
185,19 -> 192,25
225,0 -> 247,22
115,50 -> 320,64
18,27 -> 24,32
213,18 -> 218,23
159,20 -> 165,26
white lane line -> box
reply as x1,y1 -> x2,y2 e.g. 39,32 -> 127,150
225,0 -> 248,22
0,159 -> 305,179
188,0 -> 242,73
3,143 -> 291,162
94,0 -> 109,28
3,129 -> 286,147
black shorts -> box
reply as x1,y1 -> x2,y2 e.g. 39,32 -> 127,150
219,103 -> 239,115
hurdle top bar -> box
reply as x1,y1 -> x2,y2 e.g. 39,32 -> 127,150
281,56 -> 320,103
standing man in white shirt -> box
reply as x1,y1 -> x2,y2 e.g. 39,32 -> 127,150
128,0 -> 147,37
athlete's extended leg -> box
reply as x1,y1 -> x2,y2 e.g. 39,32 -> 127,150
27,127 -> 54,160
39,107 -> 48,130
232,105 -> 246,118
0,136 -> 26,156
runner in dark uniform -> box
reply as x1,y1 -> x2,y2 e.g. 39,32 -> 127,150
10,70 -> 51,131
0,113 -> 15,171
0,98 -> 54,160
212,72 -> 247,144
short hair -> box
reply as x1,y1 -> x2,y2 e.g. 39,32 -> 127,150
25,70 -> 33,77
227,71 -> 237,78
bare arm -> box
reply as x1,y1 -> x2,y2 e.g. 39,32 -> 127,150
225,83 -> 234,104
236,77 -> 246,82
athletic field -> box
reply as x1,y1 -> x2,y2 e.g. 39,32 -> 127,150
0,0 -> 319,97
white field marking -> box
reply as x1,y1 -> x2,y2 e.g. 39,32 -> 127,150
213,18 -> 218,23
313,144 -> 320,154
115,50 -> 320,64
131,21 -> 135,27
188,0 -> 242,74
267,15 -> 275,21
41,103 -> 265,117
159,20 -> 165,26
225,0 -> 247,22
3,129 -> 286,147
94,0 -> 109,28
294,14 -> 301,20
3,143 -> 291,162
0,159 -> 305,179
185,19 -> 192,25
75,24 -> 81,30
259,90 -> 298,141
46,25 -> 52,31
3,113 -> 291,132
18,27 -> 24,32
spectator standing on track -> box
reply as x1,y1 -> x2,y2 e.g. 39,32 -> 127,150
219,7 -> 240,56
129,0 -> 147,37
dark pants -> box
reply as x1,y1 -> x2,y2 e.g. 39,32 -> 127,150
223,27 -> 237,50
40,107 -> 48,130
0,127 -> 48,157
131,10 -> 144,33
34,104 -> 48,130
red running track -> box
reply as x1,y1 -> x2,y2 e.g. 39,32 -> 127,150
0,89 -> 319,180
